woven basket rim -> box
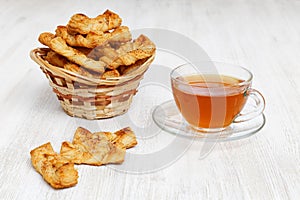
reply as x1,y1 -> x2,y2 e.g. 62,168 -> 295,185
30,47 -> 155,85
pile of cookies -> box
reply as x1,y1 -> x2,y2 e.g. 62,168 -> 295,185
38,10 -> 156,79
30,127 -> 137,189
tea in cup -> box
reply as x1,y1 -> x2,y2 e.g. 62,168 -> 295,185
171,62 -> 265,132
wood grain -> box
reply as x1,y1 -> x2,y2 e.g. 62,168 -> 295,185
0,0 -> 299,199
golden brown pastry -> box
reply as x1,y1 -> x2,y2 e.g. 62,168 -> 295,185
63,63 -> 100,78
38,32 -> 55,46
96,127 -> 138,149
39,33 -> 155,73
98,34 -> 156,69
92,44 -> 118,61
38,10 -> 156,79
67,10 -> 122,35
101,69 -> 120,78
30,142 -> 78,189
87,34 -> 156,69
30,126 -> 137,189
60,127 -> 126,166
74,47 -> 93,56
56,25 -> 131,48
44,50 -> 68,68
119,57 -> 149,75
38,32 -> 106,73
43,50 -> 99,78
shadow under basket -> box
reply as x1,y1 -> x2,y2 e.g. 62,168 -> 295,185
30,48 -> 155,120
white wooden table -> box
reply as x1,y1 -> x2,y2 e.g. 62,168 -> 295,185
1,0 -> 299,199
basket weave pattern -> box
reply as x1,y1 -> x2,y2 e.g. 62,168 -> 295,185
30,48 -> 154,119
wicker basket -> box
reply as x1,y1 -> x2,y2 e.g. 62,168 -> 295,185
30,48 -> 155,120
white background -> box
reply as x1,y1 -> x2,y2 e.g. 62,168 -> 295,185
0,0 -> 299,199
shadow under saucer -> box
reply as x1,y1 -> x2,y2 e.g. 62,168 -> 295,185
152,100 -> 266,142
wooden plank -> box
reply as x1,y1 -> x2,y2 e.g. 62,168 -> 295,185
0,0 -> 299,199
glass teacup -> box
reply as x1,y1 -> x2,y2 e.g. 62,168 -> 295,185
171,62 -> 265,133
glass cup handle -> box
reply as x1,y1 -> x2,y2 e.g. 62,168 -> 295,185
233,88 -> 265,123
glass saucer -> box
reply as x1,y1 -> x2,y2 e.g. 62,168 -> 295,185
152,100 -> 266,141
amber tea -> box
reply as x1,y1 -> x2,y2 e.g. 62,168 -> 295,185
172,74 -> 248,129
